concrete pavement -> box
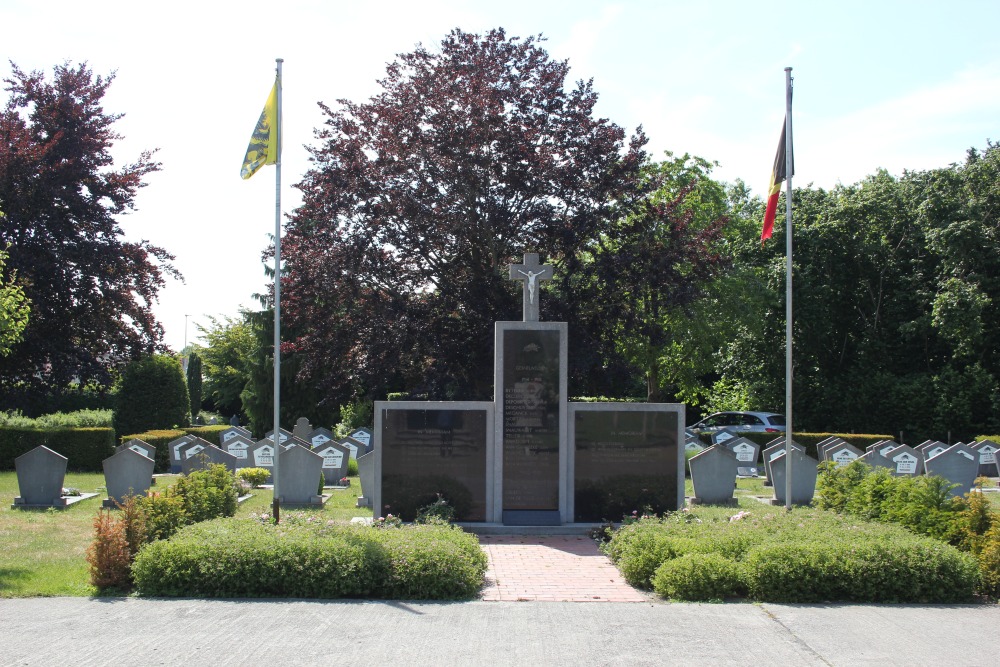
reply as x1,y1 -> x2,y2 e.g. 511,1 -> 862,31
0,597 -> 996,666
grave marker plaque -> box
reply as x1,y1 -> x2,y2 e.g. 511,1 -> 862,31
973,440 -> 999,477
572,405 -> 681,522
315,440 -> 351,485
377,404 -> 491,521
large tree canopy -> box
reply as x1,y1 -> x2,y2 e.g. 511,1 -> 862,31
283,28 -> 648,406
0,62 -> 176,412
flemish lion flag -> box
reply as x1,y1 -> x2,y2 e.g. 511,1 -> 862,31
761,120 -> 793,242
240,78 -> 279,179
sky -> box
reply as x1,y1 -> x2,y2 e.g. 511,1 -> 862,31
3,0 -> 999,352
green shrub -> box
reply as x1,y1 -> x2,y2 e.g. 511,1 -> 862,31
815,459 -> 871,512
113,354 -> 191,436
135,492 -> 187,541
0,426 -> 115,471
237,467 -> 270,488
977,522 -> 1000,597
131,517 -> 486,600
0,409 -> 113,428
602,519 -> 679,588
415,494 -> 456,524
169,464 -> 238,523
348,458 -> 359,476
186,352 -> 203,419
653,553 -> 744,601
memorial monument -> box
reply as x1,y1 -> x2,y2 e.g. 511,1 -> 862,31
373,253 -> 684,526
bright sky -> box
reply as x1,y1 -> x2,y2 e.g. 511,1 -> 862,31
4,0 -> 999,352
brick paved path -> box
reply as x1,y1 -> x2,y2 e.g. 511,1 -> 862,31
478,535 -> 650,602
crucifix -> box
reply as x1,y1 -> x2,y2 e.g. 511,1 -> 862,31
508,252 -> 553,322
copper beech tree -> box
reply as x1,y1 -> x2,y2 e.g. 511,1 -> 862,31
281,28 -> 648,406
0,63 -> 176,412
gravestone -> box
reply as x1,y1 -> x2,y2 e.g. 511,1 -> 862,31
684,437 -> 705,454
276,444 -> 325,506
972,439 -> 999,477
117,438 -> 156,461
925,443 -> 979,497
918,441 -> 949,463
181,445 -> 238,475
377,404 -> 491,521
688,445 -> 739,506
723,437 -> 760,466
571,404 -> 681,522
103,448 -> 155,507
264,428 -> 293,445
248,440 -> 276,481
886,444 -> 923,477
13,446 -> 69,508
314,440 -> 351,485
223,435 -> 255,466
292,417 -> 313,442
711,429 -> 739,446
769,449 -> 818,506
347,427 -> 374,453
816,438 -> 848,462
168,435 -> 196,473
179,437 -> 214,464
826,442 -> 863,468
219,426 -> 252,444
356,449 -> 374,509
309,427 -> 335,450
762,440 -> 804,486
864,442 -> 893,469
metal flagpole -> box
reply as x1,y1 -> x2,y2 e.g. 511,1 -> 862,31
272,58 -> 283,524
783,67 -> 794,511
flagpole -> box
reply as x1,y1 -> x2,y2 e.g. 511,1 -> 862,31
272,57 -> 283,524
783,66 -> 794,511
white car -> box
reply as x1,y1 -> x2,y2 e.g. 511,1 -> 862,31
690,411 -> 786,435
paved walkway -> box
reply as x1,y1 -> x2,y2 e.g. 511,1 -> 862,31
478,535 -> 648,602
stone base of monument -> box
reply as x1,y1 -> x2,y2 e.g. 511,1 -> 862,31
502,510 -> 561,526
277,494 -> 329,508
688,496 -> 738,507
459,522 -> 602,536
13,492 -> 98,510
356,495 -> 371,508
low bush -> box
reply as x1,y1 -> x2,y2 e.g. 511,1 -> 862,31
135,493 -> 187,541
652,553 -> 744,601
169,465 -> 238,523
131,516 -> 487,599
86,509 -> 132,590
605,506 -> 981,602
0,409 -> 113,428
237,467 -> 270,488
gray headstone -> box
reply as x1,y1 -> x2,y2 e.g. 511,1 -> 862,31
13,446 -> 68,507
264,428 -> 293,445
348,427 -> 373,452
769,449 -> 818,505
918,441 -> 949,463
168,435 -> 196,473
181,445 -> 238,475
247,440 -> 276,482
689,445 -> 739,505
338,437 -> 365,461
826,442 -> 863,468
309,427 -> 335,449
223,435 -> 255,467
292,417 -> 313,442
684,437 -> 705,454
219,426 -> 252,444
762,440 -> 804,485
118,438 -> 157,461
972,439 -> 999,477
356,449 -> 375,508
816,437 -> 847,462
103,447 -> 155,507
925,443 -> 979,497
711,429 -> 740,446
723,437 -> 760,465
276,444 -> 324,506
314,441 -> 351,485
886,444 -> 923,477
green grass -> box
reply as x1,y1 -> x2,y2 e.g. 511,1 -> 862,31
0,472 -> 371,598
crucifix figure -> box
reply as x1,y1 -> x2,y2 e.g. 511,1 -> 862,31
508,253 -> 553,322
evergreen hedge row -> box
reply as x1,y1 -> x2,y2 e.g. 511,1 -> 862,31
0,427 -> 115,471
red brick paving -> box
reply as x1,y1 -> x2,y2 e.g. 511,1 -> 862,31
478,535 -> 649,602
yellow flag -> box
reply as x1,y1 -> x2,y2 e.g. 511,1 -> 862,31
240,79 -> 278,179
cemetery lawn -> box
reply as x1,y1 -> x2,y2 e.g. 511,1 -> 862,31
0,473 -> 371,598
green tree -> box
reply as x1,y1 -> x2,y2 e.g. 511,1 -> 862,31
113,354 -> 190,436
186,351 -> 203,419
0,62 -> 177,413
197,314 -> 255,420
0,244 -> 29,356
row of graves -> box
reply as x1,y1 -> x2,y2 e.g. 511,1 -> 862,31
371,255 -> 686,526
684,428 -> 999,507
10,420 -> 375,510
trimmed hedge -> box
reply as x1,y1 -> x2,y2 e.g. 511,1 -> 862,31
119,429 -> 186,473
131,518 -> 487,599
606,507 -> 981,603
0,427 -> 115,471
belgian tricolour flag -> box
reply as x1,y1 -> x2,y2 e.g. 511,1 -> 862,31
761,120 -> 793,242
